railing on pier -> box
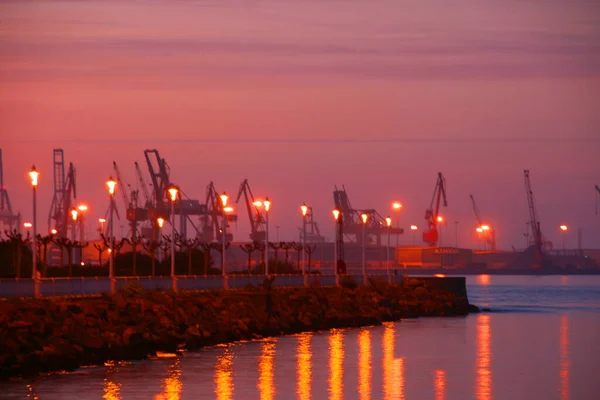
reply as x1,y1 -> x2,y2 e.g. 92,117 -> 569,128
0,271 -> 404,298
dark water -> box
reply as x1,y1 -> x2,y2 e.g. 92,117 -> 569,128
3,275 -> 600,400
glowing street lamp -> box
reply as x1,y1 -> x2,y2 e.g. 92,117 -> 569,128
437,215 -> 444,245
301,203 -> 308,277
220,192 -> 228,278
481,225 -> 490,231
24,222 -> 32,228
156,217 -> 165,263
392,202 -> 402,246
385,216 -> 392,283
410,224 -> 418,246
51,228 -> 58,235
29,165 -> 39,297
361,213 -> 368,284
106,177 -> 117,294
253,198 -> 272,276
559,224 -> 568,250
333,209 -> 341,285
167,186 -> 178,291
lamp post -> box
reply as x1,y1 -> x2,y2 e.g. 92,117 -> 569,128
71,209 -> 78,265
410,225 -> 418,246
77,205 -> 88,243
392,202 -> 402,247
560,225 -> 568,250
385,216 -> 392,284
437,215 -> 444,246
220,192 -> 229,287
264,198 -> 271,276
106,177 -> 117,294
168,187 -> 178,292
253,198 -> 271,276
98,218 -> 106,238
301,203 -> 308,278
29,166 -> 39,297
333,209 -> 340,285
361,213 -> 368,285
157,217 -> 165,262
476,227 -> 484,250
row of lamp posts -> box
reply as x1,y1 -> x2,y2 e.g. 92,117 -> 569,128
25,164 -> 412,297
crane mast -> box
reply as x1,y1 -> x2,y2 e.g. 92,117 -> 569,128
524,170 -> 543,266
134,162 -> 152,208
0,149 -> 21,231
422,172 -> 447,246
235,179 -> 265,242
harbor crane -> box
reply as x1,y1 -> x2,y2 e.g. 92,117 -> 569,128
202,181 -> 238,242
333,185 -> 402,245
236,179 -> 265,242
113,161 -> 148,238
524,169 -> 550,267
48,149 -> 77,239
470,194 -> 496,250
422,172 -> 447,246
143,149 -> 205,239
0,149 -> 21,232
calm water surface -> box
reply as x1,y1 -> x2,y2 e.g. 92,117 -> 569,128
4,275 -> 600,400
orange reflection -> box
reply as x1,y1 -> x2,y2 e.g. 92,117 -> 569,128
477,274 -> 491,285
26,384 -> 39,400
328,329 -> 345,400
560,315 -> 570,400
154,358 -> 182,400
214,348 -> 234,400
392,358 -> 405,400
358,329 -> 372,400
296,332 -> 313,400
561,276 -> 568,286
476,314 -> 492,400
258,340 -> 277,400
435,369 -> 446,400
382,322 -> 394,399
103,364 -> 122,400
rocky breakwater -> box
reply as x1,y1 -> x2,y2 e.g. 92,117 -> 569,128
0,276 -> 478,379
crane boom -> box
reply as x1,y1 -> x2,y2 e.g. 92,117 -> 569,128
113,162 -> 131,210
235,179 -> 265,241
470,194 -> 483,227
134,162 -> 152,208
422,172 -> 448,246
524,170 -> 543,266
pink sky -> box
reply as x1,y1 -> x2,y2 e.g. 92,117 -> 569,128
1,0 -> 599,249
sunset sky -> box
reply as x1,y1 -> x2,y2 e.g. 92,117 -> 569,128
1,0 -> 599,249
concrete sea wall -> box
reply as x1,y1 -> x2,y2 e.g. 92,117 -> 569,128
0,276 -> 478,379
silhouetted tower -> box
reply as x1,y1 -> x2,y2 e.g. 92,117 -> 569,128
422,173 -> 447,246
0,148 -> 22,232
524,170 -> 544,267
48,149 -> 76,238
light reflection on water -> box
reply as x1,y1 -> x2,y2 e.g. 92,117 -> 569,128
6,276 -> 600,399
560,315 -> 570,400
476,314 -> 492,400
103,363 -> 122,400
435,369 -> 446,400
296,332 -> 312,400
328,329 -> 344,400
214,348 -> 234,400
258,340 -> 276,400
154,358 -> 182,400
357,329 -> 371,400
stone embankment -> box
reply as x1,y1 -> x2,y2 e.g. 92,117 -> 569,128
0,276 -> 478,379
